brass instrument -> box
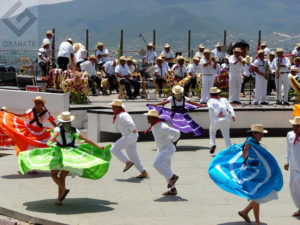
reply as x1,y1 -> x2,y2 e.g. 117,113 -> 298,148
275,57 -> 282,79
264,58 -> 271,81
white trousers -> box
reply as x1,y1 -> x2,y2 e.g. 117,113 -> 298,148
153,149 -> 175,189
254,75 -> 268,103
229,73 -> 242,102
200,75 -> 215,103
275,74 -> 289,102
290,169 -> 300,208
111,133 -> 145,173
209,119 -> 232,147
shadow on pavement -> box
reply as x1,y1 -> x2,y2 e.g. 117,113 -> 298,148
23,198 -> 117,214
176,145 -> 210,152
114,177 -> 148,183
153,195 -> 188,202
217,222 -> 267,225
2,171 -> 50,179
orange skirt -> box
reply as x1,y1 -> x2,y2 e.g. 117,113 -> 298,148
0,128 -> 14,146
0,111 -> 52,155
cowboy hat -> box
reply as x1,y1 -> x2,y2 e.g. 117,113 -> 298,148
164,43 -> 170,48
89,55 -> 97,60
160,53 -> 166,58
247,124 -> 268,133
215,42 -> 222,47
290,116 -> 300,125
147,42 -> 154,47
110,99 -> 124,108
67,38 -> 73,44
203,49 -> 211,54
57,111 -> 75,123
97,42 -> 104,47
42,42 -> 50,47
257,50 -> 264,55
193,56 -> 200,61
198,44 -> 205,49
276,48 -> 284,53
156,56 -> 163,62
119,56 -> 127,61
233,47 -> 242,53
260,42 -> 267,47
176,55 -> 185,61
46,30 -> 54,35
126,56 -> 134,62
269,51 -> 276,56
32,96 -> 46,105
172,85 -> 184,95
291,67 -> 298,72
0,106 -> 7,111
210,87 -> 221,94
293,57 -> 300,64
144,109 -> 161,118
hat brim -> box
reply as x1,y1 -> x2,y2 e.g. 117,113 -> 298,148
289,119 -> 300,125
110,103 -> 124,108
247,129 -> 268,134
32,99 -> 46,105
57,115 -> 75,123
143,113 -> 161,118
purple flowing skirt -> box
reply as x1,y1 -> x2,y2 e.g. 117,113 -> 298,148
147,104 -> 204,136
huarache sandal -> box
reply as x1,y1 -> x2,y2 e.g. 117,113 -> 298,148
167,175 -> 179,188
162,188 -> 177,196
292,210 -> 300,217
59,189 -> 70,202
123,161 -> 134,172
136,171 -> 148,179
238,211 -> 251,223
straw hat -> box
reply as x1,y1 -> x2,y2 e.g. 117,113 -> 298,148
290,116 -> 300,125
32,96 -> 46,105
144,109 -> 161,118
172,85 -> 184,95
291,67 -> 298,73
0,106 -> 7,111
156,56 -> 163,62
203,49 -> 211,54
46,30 -> 54,35
164,43 -> 170,48
67,38 -> 73,44
215,42 -> 222,47
257,50 -> 264,55
198,44 -> 205,49
160,53 -> 165,58
89,55 -> 97,61
269,51 -> 276,56
110,99 -> 124,108
260,42 -> 267,47
193,56 -> 200,61
127,56 -> 133,62
276,48 -> 284,53
248,124 -> 268,133
176,55 -> 185,61
119,56 -> 127,61
57,111 -> 75,123
147,42 -> 154,47
233,47 -> 242,53
296,43 -> 300,47
210,87 -> 221,94
293,56 -> 300,64
42,42 -> 50,47
97,42 -> 104,47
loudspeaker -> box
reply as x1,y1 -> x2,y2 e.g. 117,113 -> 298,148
16,74 -> 36,88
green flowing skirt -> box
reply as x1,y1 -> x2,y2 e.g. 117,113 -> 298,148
18,144 -> 112,180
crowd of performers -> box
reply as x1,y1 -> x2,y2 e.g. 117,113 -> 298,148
1,90 -> 300,225
38,31 -> 300,106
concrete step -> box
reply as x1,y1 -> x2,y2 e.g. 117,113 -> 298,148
83,121 -> 88,129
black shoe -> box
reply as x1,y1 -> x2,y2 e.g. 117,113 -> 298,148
210,145 -> 216,154
200,101 -> 206,104
234,101 -> 241,104
261,102 -> 269,105
276,101 -> 282,105
283,102 -> 290,106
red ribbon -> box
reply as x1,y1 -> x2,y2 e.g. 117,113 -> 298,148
294,135 -> 300,145
113,109 -> 125,124
144,119 -> 161,134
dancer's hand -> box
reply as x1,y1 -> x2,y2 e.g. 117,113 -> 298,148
232,116 -> 236,122
133,129 -> 138,133
284,163 -> 289,171
97,145 -> 104,150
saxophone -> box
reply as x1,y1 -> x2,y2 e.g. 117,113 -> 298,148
275,57 -> 282,79
265,58 -> 271,81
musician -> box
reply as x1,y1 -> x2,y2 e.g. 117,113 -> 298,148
241,55 -> 253,97
186,56 -> 201,95
199,49 -> 217,103
144,43 -> 157,66
161,43 -> 175,61
289,68 -> 299,86
267,52 -> 276,95
228,48 -> 244,104
160,54 -> 170,71
195,44 -> 205,58
212,42 -> 226,61
80,55 -> 101,96
292,43 -> 300,57
253,50 -> 268,105
102,59 -> 118,93
38,42 -> 50,76
73,43 -> 87,70
291,57 -> 300,72
57,38 -> 75,71
127,57 -> 140,96
171,56 -> 188,95
95,42 -> 108,70
115,56 -> 138,99
43,30 -> 54,54
154,57 -> 167,96
272,48 -> 291,105
260,42 -> 271,57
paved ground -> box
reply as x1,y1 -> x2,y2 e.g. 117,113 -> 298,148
0,137 -> 299,225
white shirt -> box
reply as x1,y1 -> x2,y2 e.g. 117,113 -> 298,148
144,50 -> 157,63
161,50 -> 175,59
127,64 -> 135,74
263,47 -> 271,56
38,47 -> 48,64
96,48 -> 109,64
229,55 -> 243,74
291,65 -> 300,72
25,108 -> 54,127
115,64 -> 130,81
212,49 -> 226,59
155,64 -> 168,78
80,61 -> 96,77
187,63 -> 201,76
271,57 -> 291,73
200,58 -> 215,75
286,131 -> 300,171
243,64 -> 250,77
268,59 -> 275,71
162,61 -> 170,71
253,58 -> 266,76
54,126 -> 80,146
57,41 -> 74,58
167,96 -> 189,107
75,46 -> 87,63
171,64 -> 187,78
151,122 -> 180,152
103,60 -> 115,76
195,51 -> 204,57
43,37 -> 52,50
207,97 -> 235,124
292,49 -> 300,57
115,112 -> 136,137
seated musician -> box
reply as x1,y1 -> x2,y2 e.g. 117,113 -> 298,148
160,54 -> 171,71
38,42 -> 50,76
127,56 -> 140,96
161,43 -> 175,61
171,56 -> 188,96
102,59 -> 118,93
143,43 -> 157,66
154,57 -> 168,96
186,56 -> 201,95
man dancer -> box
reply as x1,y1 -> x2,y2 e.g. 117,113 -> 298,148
207,87 -> 236,154
110,100 -> 148,178
229,48 -> 244,104
285,116 -> 300,217
144,109 -> 180,195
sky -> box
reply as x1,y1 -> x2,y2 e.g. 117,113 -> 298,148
0,0 -> 73,17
